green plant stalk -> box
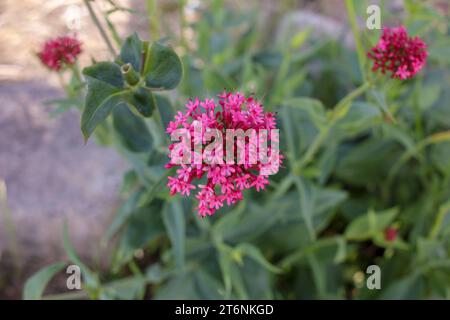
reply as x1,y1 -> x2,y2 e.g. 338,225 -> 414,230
121,63 -> 140,86
413,77 -> 424,139
293,176 -> 316,241
388,130 -> 450,183
270,50 -> 292,107
146,0 -> 160,40
105,15 -> 123,47
345,0 -> 367,81
57,73 -> 72,97
84,0 -> 117,57
70,62 -> 84,87
429,201 -> 450,239
179,0 -> 188,50
294,81 -> 371,173
306,253 -> 326,298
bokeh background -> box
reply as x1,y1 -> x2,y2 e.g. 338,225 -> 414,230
0,0 -> 449,299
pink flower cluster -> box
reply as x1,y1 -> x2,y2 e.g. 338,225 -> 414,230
38,36 -> 82,71
368,26 -> 427,80
166,92 -> 281,217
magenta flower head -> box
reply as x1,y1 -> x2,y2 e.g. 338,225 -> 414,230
368,26 -> 427,80
166,91 -> 282,217
38,36 -> 82,71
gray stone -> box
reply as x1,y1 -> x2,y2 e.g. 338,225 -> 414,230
0,81 -> 126,266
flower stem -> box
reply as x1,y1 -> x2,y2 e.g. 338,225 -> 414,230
84,0 -> 117,57
294,81 -> 371,172
71,62 -> 84,86
345,0 -> 367,81
429,201 -> 450,240
146,0 -> 160,40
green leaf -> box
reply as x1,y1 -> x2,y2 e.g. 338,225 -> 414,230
143,42 -> 183,90
81,62 -> 127,141
236,243 -> 282,274
335,139 -> 401,186
193,269 -> 223,299
46,97 -> 83,116
212,201 -> 246,237
218,249 -> 233,299
112,104 -> 153,152
290,28 -> 311,49
154,274 -> 201,299
229,261 -> 248,299
162,200 -> 186,269
430,141 -> 450,176
146,263 -> 171,284
368,90 -> 395,122
117,200 -> 165,263
280,236 -> 347,268
126,88 -> 155,118
120,33 -> 144,73
345,208 -> 398,241
103,276 -> 146,300
380,274 -> 423,299
63,221 -> 98,289
428,38 -> 450,65
336,102 -> 382,136
154,94 -> 175,129
105,188 -> 144,240
284,97 -> 327,127
23,262 -> 66,300
280,98 -> 325,160
418,84 -> 441,110
251,51 -> 282,68
83,61 -> 124,88
294,176 -> 315,240
238,258 -> 274,299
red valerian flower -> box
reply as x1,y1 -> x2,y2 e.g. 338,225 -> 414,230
38,36 -> 82,71
384,227 -> 397,242
368,26 -> 427,80
166,92 -> 282,217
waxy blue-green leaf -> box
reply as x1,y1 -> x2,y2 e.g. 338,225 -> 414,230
154,94 -> 175,129
345,208 -> 398,241
235,243 -> 282,274
143,42 -> 183,90
126,87 -> 155,118
23,262 -> 66,300
120,33 -> 144,73
117,200 -> 165,264
113,103 -> 153,153
63,221 -> 98,289
83,61 -> 124,88
81,62 -> 127,141
162,200 -> 186,269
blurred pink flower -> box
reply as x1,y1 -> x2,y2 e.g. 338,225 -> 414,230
368,26 -> 427,80
38,36 -> 82,71
166,92 -> 282,217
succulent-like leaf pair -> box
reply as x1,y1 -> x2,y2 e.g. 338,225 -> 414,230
81,33 -> 183,141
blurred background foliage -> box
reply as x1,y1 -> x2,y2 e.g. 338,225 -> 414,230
21,0 -> 450,299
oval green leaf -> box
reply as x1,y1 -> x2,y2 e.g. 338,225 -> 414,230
143,42 -> 183,90
112,103 -> 153,152
23,262 -> 66,300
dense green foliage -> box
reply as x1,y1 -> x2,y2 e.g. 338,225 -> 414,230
25,0 -> 450,299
